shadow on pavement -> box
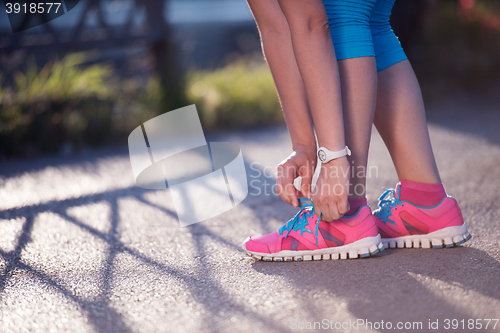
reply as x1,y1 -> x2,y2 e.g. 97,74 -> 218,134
2,117 -> 498,332
251,246 -> 500,329
0,156 -> 290,333
426,94 -> 500,147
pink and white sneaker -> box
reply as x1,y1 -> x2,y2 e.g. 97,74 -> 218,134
373,186 -> 471,249
243,198 -> 384,262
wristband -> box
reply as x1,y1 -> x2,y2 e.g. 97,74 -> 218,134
317,146 -> 351,163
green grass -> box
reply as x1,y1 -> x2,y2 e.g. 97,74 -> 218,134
186,60 -> 283,131
0,53 -> 165,156
0,55 -> 283,157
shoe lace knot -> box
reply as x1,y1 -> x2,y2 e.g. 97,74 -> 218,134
278,198 -> 322,247
375,187 -> 402,225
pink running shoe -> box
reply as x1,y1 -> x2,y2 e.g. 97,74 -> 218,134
373,186 -> 472,249
243,198 -> 384,262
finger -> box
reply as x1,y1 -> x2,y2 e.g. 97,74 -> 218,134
313,200 -> 323,221
312,191 -> 323,217
283,163 -> 299,207
318,203 -> 334,222
337,197 -> 349,216
328,202 -> 341,221
315,196 -> 334,222
299,166 -> 313,199
276,166 -> 292,205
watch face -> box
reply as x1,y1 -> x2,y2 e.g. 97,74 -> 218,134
318,150 -> 326,162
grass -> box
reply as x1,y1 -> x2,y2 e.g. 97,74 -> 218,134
0,55 -> 283,157
0,53 -> 165,157
186,60 -> 282,131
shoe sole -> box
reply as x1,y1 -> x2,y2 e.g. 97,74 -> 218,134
244,235 -> 385,262
381,223 -> 471,249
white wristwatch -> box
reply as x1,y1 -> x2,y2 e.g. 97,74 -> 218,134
317,146 -> 351,163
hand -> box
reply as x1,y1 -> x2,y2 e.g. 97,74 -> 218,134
276,145 -> 317,207
312,156 -> 350,221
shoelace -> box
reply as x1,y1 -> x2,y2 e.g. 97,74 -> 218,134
278,198 -> 323,246
378,187 -> 403,209
376,187 -> 402,225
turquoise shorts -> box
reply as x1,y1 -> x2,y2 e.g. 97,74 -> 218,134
323,0 -> 407,71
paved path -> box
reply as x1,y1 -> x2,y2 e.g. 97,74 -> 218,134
1,98 -> 499,333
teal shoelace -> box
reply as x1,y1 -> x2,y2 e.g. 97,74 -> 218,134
375,188 -> 402,225
278,198 -> 323,247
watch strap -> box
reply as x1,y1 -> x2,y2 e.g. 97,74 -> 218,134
317,146 -> 351,163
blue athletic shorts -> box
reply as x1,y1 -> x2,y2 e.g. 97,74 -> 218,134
323,0 -> 407,71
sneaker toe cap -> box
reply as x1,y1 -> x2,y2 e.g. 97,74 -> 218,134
244,237 -> 271,253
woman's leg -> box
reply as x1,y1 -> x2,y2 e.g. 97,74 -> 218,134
338,57 -> 377,201
370,0 -> 441,185
276,0 -> 346,153
323,0 -> 378,210
278,0 -> 351,221
248,0 -> 347,210
373,60 -> 441,185
246,0 -> 315,152
243,0 -> 386,260
337,57 -> 377,201
371,63 -> 470,249
368,0 -> 471,250
247,0 -> 319,206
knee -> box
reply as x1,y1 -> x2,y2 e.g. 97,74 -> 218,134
305,15 -> 330,35
288,14 -> 330,37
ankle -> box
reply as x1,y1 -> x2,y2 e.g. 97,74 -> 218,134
398,180 -> 447,207
345,198 -> 368,216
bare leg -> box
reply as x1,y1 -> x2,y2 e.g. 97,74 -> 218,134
338,57 -> 378,199
373,60 -> 441,184
247,0 -> 316,151
277,0 -> 346,152
247,0 -> 318,206
278,0 -> 351,220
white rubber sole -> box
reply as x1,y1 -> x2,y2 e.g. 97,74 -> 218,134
382,223 -> 471,249
244,235 -> 385,262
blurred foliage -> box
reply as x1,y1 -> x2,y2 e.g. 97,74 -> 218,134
0,55 -> 282,157
0,53 -> 163,157
412,0 -> 500,98
2,0 -> 499,157
185,60 -> 282,131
